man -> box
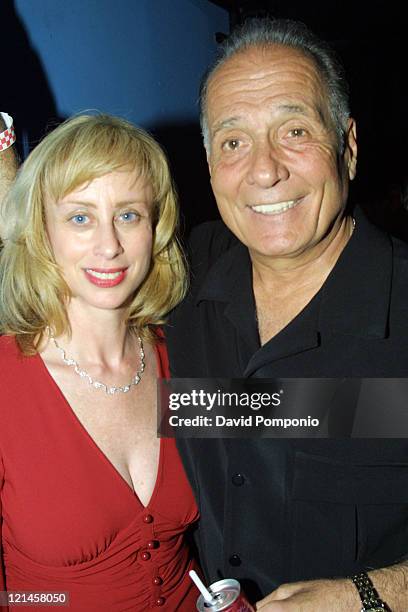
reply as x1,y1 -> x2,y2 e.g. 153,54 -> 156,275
0,112 -> 18,205
167,18 -> 408,611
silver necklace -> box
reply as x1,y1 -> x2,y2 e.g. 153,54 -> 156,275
50,332 -> 145,395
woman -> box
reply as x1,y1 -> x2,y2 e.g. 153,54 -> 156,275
0,114 -> 199,610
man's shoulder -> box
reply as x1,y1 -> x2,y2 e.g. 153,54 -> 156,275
392,234 -> 408,267
188,220 -> 239,268
389,236 -> 408,311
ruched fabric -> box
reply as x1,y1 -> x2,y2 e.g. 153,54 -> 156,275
0,335 -> 199,610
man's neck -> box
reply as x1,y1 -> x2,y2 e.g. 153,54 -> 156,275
252,215 -> 355,344
251,215 -> 355,297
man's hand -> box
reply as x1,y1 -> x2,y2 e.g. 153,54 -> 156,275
255,577 -> 360,611
256,561 -> 408,611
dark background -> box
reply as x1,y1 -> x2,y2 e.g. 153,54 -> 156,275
1,0 -> 407,239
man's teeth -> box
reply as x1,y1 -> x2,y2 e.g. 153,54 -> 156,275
86,269 -> 123,280
250,200 -> 299,215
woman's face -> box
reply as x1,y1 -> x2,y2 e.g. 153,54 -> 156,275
45,169 -> 154,315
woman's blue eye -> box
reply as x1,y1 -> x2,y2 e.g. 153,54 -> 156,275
71,214 -> 88,225
119,212 -> 138,222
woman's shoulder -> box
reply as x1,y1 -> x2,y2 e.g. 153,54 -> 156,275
0,334 -> 20,359
0,335 -> 33,375
0,337 -> 26,421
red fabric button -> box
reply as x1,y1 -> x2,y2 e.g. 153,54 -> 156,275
143,514 -> 153,523
153,576 -> 163,586
147,540 -> 160,549
141,551 -> 151,561
155,597 -> 165,606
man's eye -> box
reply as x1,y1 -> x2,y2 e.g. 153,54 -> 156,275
118,211 -> 139,223
288,128 -> 307,138
222,139 -> 241,151
70,214 -> 89,225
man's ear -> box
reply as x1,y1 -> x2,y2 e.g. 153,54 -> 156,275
206,147 -> 212,177
345,118 -> 357,181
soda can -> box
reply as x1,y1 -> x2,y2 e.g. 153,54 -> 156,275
196,578 -> 254,611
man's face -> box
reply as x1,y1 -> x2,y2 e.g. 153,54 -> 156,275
206,45 -> 357,263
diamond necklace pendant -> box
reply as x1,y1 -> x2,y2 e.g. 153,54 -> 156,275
50,332 -> 145,395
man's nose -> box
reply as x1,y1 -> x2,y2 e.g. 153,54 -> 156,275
93,222 -> 123,259
246,140 -> 289,188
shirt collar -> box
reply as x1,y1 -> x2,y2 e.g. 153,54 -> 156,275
196,240 -> 259,355
195,207 -> 392,341
196,238 -> 251,304
318,207 -> 391,339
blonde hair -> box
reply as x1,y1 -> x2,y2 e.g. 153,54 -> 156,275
0,113 -> 186,354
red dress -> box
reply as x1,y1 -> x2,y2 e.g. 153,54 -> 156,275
0,335 -> 199,611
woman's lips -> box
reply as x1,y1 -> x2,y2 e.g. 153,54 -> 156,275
84,268 -> 127,287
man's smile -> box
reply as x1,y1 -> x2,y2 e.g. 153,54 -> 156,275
249,199 -> 302,215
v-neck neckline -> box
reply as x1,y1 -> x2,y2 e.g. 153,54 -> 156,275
34,342 -> 164,511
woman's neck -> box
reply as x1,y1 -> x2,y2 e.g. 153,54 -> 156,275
53,301 -> 134,369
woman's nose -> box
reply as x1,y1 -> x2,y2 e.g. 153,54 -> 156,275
92,222 -> 123,259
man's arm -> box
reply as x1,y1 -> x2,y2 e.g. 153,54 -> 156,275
256,562 -> 408,611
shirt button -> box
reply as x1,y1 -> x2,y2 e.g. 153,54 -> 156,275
231,473 -> 245,486
141,551 -> 151,561
143,514 -> 154,523
155,597 -> 166,606
147,540 -> 160,549
153,576 -> 163,586
229,554 -> 242,567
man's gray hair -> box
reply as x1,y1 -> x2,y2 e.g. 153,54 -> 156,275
200,18 -> 351,152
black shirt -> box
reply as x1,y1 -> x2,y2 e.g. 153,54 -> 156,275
166,210 -> 408,601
